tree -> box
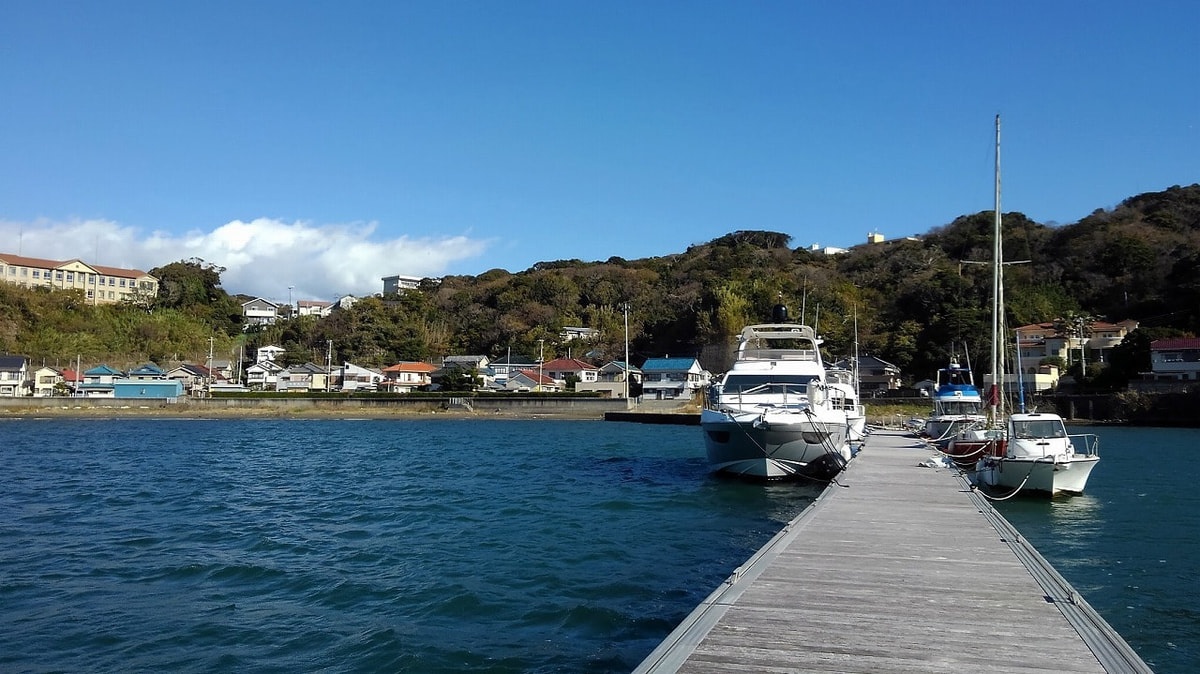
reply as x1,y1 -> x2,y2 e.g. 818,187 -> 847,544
150,258 -> 243,335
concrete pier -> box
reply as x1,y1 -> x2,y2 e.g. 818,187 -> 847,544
635,429 -> 1151,673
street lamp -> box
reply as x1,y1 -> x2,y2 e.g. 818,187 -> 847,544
287,286 -> 294,319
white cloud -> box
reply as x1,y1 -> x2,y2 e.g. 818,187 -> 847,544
0,217 -> 490,302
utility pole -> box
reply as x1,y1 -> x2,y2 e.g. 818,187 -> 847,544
537,339 -> 545,392
326,340 -> 333,392
207,335 -> 215,397
623,303 -> 630,401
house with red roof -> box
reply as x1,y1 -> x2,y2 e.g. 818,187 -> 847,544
539,357 -> 599,389
506,369 -> 559,392
1149,338 -> 1200,382
381,361 -> 438,393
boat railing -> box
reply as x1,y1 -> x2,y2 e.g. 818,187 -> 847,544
1068,433 -> 1100,457
738,348 -> 818,362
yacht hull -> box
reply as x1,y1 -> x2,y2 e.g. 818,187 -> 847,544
701,408 -> 850,481
975,454 -> 1100,496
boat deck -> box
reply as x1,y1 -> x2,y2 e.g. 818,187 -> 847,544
634,429 -> 1151,673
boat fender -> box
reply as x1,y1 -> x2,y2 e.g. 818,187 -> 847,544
807,381 -> 826,406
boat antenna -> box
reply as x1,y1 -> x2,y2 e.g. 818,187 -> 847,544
1014,328 -> 1027,413
800,277 -> 808,325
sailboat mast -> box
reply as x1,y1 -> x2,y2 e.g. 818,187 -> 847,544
990,114 -> 1003,422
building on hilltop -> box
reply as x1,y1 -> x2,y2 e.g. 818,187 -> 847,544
297,300 -> 332,317
241,298 -> 280,327
807,243 -> 848,255
0,253 -> 158,305
559,326 -> 600,342
382,274 -> 433,295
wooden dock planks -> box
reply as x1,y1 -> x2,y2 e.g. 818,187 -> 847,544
635,429 -> 1152,673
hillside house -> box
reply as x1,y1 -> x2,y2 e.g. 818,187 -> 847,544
242,298 -> 280,327
256,345 -> 286,363
639,356 -> 710,399
297,300 -> 332,317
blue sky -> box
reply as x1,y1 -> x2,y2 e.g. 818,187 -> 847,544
2,1 -> 1197,302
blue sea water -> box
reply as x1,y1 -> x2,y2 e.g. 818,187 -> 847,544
2,420 -> 1195,673
992,425 -> 1200,673
0,418 -> 821,673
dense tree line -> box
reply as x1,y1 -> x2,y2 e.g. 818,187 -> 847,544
2,184 -> 1198,389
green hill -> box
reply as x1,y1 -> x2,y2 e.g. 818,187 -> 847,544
3,183 -> 1198,388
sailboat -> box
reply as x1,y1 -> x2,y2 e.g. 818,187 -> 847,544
946,115 -> 1100,496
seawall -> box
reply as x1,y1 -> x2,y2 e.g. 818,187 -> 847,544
0,396 -> 637,420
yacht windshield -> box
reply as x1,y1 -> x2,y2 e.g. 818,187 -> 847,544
933,400 -> 983,416
1012,419 -> 1066,439
721,374 -> 818,394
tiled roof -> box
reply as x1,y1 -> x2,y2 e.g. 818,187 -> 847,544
541,357 -> 597,371
1151,338 -> 1200,350
640,357 -> 699,371
0,253 -> 150,278
383,362 -> 438,373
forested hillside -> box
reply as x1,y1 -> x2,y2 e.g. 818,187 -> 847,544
3,184 -> 1198,387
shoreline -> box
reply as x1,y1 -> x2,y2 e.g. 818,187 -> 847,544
0,398 -> 694,422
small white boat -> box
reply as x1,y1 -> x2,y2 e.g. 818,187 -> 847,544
702,315 -> 851,481
973,412 -> 1100,496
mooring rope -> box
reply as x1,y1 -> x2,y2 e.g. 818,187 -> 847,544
972,457 -> 1052,501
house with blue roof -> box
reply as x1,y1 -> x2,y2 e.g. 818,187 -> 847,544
126,363 -> 167,379
639,356 -> 710,400
78,363 -> 183,399
79,364 -> 124,397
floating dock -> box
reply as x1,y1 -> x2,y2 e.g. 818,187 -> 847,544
635,429 -> 1152,673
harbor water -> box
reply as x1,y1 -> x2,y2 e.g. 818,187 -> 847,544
992,425 -> 1200,672
0,418 -> 820,673
1,419 -> 1195,672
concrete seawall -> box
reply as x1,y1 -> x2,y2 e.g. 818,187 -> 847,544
0,396 -> 638,419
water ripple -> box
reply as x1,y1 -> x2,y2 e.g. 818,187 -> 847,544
0,418 -> 817,672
